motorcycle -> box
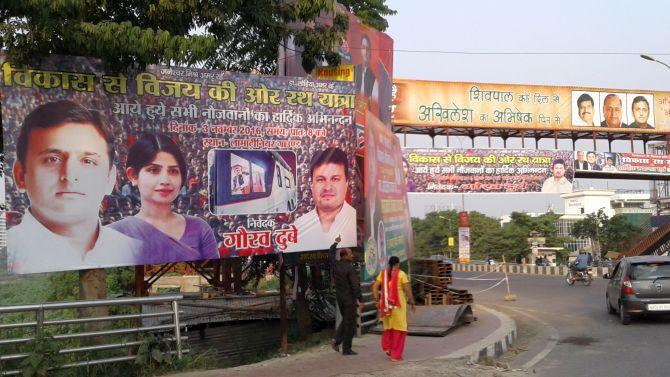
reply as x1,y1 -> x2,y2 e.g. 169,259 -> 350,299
566,267 -> 593,286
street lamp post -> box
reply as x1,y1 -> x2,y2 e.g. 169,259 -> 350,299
640,54 -> 670,71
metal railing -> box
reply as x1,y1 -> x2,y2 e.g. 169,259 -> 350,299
623,216 -> 670,257
357,281 -> 378,336
0,295 -> 187,376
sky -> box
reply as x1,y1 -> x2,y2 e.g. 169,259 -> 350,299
384,0 -> 670,218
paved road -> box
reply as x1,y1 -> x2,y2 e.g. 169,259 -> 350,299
452,270 -> 670,376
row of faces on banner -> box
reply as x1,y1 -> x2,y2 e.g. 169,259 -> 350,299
6,100 -> 359,274
571,91 -> 655,129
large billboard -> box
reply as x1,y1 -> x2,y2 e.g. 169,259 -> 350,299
364,112 -> 413,280
1,56 -> 359,274
392,80 -> 670,132
403,148 -> 574,194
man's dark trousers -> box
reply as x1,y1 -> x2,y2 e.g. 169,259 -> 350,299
334,297 -> 357,352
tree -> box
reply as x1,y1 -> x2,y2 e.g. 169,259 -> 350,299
601,215 -> 643,255
411,210 -> 567,264
1,0 -> 395,73
571,209 -> 609,258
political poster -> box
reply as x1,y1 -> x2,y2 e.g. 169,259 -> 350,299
574,150 -> 670,176
285,7 -> 394,129
402,148 -> 574,194
392,79 -> 670,132
364,112 -> 413,280
1,55 -> 359,274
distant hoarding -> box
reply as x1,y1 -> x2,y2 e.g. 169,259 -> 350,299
392,79 -> 670,131
286,7 -> 394,131
574,150 -> 670,176
2,55 -> 359,274
402,148 -> 574,194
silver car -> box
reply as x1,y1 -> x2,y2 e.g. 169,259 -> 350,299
603,256 -> 670,325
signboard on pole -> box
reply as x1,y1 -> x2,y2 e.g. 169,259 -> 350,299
458,227 -> 470,263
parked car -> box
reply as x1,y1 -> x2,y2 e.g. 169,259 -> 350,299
603,256 -> 670,325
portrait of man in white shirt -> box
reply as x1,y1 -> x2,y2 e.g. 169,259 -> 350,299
286,147 -> 356,252
8,100 -> 140,274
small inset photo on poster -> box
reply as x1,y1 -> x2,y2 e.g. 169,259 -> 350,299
599,92 -> 628,128
208,149 -> 297,215
626,93 -> 655,129
571,91 -> 600,127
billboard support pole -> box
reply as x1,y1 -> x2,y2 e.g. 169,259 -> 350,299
211,259 -> 222,289
445,127 -> 450,147
279,252 -> 288,354
134,265 -> 146,297
521,130 -> 525,148
223,259 -> 232,293
487,129 -> 492,148
554,131 -> 558,149
592,131 -> 597,150
630,133 -> 635,153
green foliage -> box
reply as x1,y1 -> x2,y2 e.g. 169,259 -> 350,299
47,272 -> 79,302
412,210 -> 568,262
601,214 -> 642,255
338,0 -> 397,31
0,275 -> 51,306
571,209 -> 642,257
509,212 -> 564,247
134,333 -> 176,375
106,267 -> 135,297
19,334 -> 62,377
1,0 -> 395,73
473,224 -> 527,261
571,209 -> 608,257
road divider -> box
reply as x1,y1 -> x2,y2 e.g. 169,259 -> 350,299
452,263 -> 611,278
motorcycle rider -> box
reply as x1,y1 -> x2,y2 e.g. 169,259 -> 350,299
570,251 -> 593,272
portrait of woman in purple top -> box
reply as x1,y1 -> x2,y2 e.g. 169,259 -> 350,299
110,133 -> 219,265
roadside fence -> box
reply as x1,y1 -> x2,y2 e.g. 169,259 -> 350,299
0,295 -> 186,376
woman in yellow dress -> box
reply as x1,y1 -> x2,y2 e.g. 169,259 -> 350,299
372,256 -> 415,361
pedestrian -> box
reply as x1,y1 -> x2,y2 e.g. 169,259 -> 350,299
372,256 -> 415,362
331,236 -> 364,355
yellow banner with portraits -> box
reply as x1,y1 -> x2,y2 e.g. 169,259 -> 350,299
392,79 -> 670,132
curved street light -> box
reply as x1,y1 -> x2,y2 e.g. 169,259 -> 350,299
640,54 -> 670,70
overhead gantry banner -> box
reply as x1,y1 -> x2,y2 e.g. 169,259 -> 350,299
392,79 -> 670,132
